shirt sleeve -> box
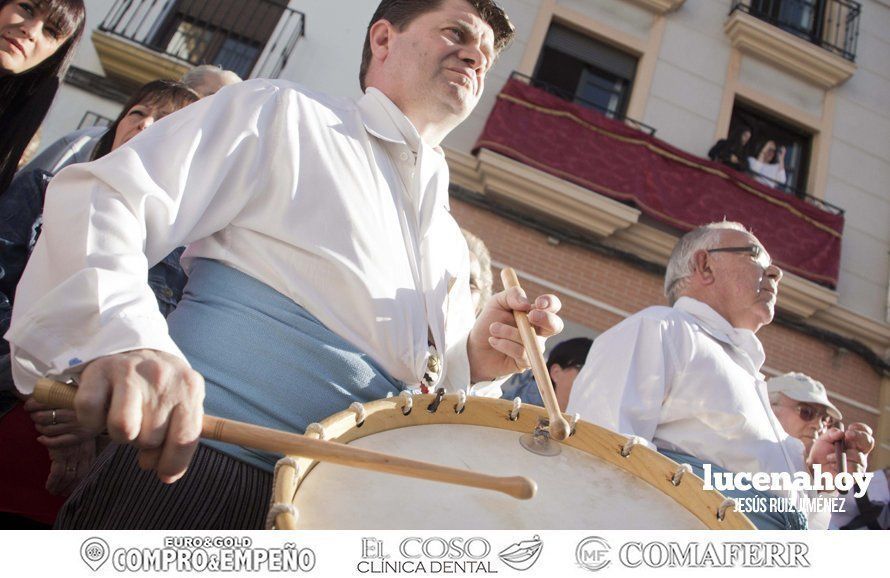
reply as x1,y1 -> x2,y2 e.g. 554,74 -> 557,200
6,80 -> 289,394
566,314 -> 680,448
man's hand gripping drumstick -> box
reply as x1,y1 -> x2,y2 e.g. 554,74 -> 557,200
469,267 -> 568,440
35,379 -> 537,500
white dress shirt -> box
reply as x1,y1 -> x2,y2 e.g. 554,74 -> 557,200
567,298 -> 810,500
7,80 -> 481,395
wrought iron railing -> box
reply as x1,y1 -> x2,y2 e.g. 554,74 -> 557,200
99,0 -> 305,79
741,169 -> 845,214
510,72 -> 657,136
730,0 -> 861,62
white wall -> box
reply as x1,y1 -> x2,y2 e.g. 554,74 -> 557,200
39,0 -> 890,325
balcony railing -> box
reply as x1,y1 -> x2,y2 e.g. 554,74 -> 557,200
99,0 -> 305,79
740,169 -> 844,215
510,72 -> 657,136
730,0 -> 860,62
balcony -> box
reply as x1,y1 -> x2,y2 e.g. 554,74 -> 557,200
93,0 -> 305,87
725,0 -> 859,88
470,78 -> 845,291
512,72 -> 657,136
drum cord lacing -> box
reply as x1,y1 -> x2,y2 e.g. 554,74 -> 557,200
454,390 -> 467,414
349,402 -> 366,427
671,463 -> 692,486
399,390 -> 413,415
717,498 -> 735,521
620,436 -> 641,457
305,422 -> 326,439
509,397 -> 521,421
567,413 -> 580,436
265,503 -> 298,530
267,457 -> 302,529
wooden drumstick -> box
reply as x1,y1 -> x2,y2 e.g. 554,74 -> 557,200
34,379 -> 536,500
499,267 -> 570,441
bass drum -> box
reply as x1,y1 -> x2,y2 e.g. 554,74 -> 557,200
269,393 -> 753,530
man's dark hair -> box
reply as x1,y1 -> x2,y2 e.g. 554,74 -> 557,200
546,337 -> 594,371
359,0 -> 515,90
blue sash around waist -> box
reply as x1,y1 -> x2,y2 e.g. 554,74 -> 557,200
166,258 -> 407,471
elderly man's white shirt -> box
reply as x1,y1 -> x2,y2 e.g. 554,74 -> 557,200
7,80 -> 481,395
567,298 -> 810,500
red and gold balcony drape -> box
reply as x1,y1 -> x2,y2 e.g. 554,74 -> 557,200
474,79 -> 844,287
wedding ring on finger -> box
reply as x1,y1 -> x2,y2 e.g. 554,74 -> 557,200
51,409 -> 57,426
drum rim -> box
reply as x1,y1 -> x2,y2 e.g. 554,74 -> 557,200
271,393 -> 754,530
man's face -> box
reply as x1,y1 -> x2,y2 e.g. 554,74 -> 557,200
706,230 -> 783,332
382,0 -> 495,126
772,393 -> 830,445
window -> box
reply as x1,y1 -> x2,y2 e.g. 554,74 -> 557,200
151,0 -> 287,78
77,112 -> 114,130
729,101 -> 813,196
749,0 -> 823,39
533,23 -> 638,120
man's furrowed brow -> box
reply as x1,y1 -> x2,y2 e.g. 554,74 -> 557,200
452,19 -> 495,64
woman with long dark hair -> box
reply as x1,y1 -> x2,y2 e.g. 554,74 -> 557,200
0,79 -> 198,528
0,0 -> 86,193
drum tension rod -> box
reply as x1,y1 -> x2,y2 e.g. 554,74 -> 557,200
427,388 -> 446,413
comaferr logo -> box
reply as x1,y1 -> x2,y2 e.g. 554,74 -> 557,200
576,537 -> 611,572
618,542 -> 810,568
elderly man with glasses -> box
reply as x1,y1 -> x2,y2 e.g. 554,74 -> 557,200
568,221 -> 875,530
767,373 -> 841,454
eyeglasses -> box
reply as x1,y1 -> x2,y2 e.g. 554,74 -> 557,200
707,245 -> 772,270
772,401 -> 834,426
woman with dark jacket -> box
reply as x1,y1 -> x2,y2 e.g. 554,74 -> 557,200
0,0 -> 86,194
708,124 -> 752,172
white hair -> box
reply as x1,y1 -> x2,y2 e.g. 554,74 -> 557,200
663,221 -> 749,305
181,65 -> 242,96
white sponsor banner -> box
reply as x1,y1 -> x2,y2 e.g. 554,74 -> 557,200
0,530 -> 885,576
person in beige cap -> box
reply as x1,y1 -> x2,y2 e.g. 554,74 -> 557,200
768,372 -> 842,453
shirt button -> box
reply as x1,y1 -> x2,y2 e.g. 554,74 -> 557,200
162,288 -> 174,298
400,152 -> 409,161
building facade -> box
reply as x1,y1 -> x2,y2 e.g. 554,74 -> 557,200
40,0 -> 890,466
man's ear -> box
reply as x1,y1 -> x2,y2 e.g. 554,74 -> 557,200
692,250 -> 716,286
368,19 -> 396,64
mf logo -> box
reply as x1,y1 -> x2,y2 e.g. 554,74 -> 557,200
576,537 -> 611,572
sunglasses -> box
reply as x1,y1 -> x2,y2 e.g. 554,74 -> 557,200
773,402 -> 834,426
707,244 -> 773,270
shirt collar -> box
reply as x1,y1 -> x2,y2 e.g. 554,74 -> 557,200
674,296 -> 766,371
357,88 -> 444,157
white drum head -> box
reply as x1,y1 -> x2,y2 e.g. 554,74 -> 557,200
291,424 -> 706,529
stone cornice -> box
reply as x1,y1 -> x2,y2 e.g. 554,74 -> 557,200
447,147 -> 889,357
92,30 -> 190,87
624,0 -> 686,14
723,10 -> 856,89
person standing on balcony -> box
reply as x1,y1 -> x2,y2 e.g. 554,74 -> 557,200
567,222 -> 875,530
707,124 -> 751,172
8,0 -> 564,530
0,0 -> 85,195
748,139 -> 788,188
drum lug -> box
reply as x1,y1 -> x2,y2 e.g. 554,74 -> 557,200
426,388 -> 446,413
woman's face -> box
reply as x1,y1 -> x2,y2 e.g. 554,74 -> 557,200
761,140 -> 777,163
111,99 -> 179,151
0,1 -> 71,75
